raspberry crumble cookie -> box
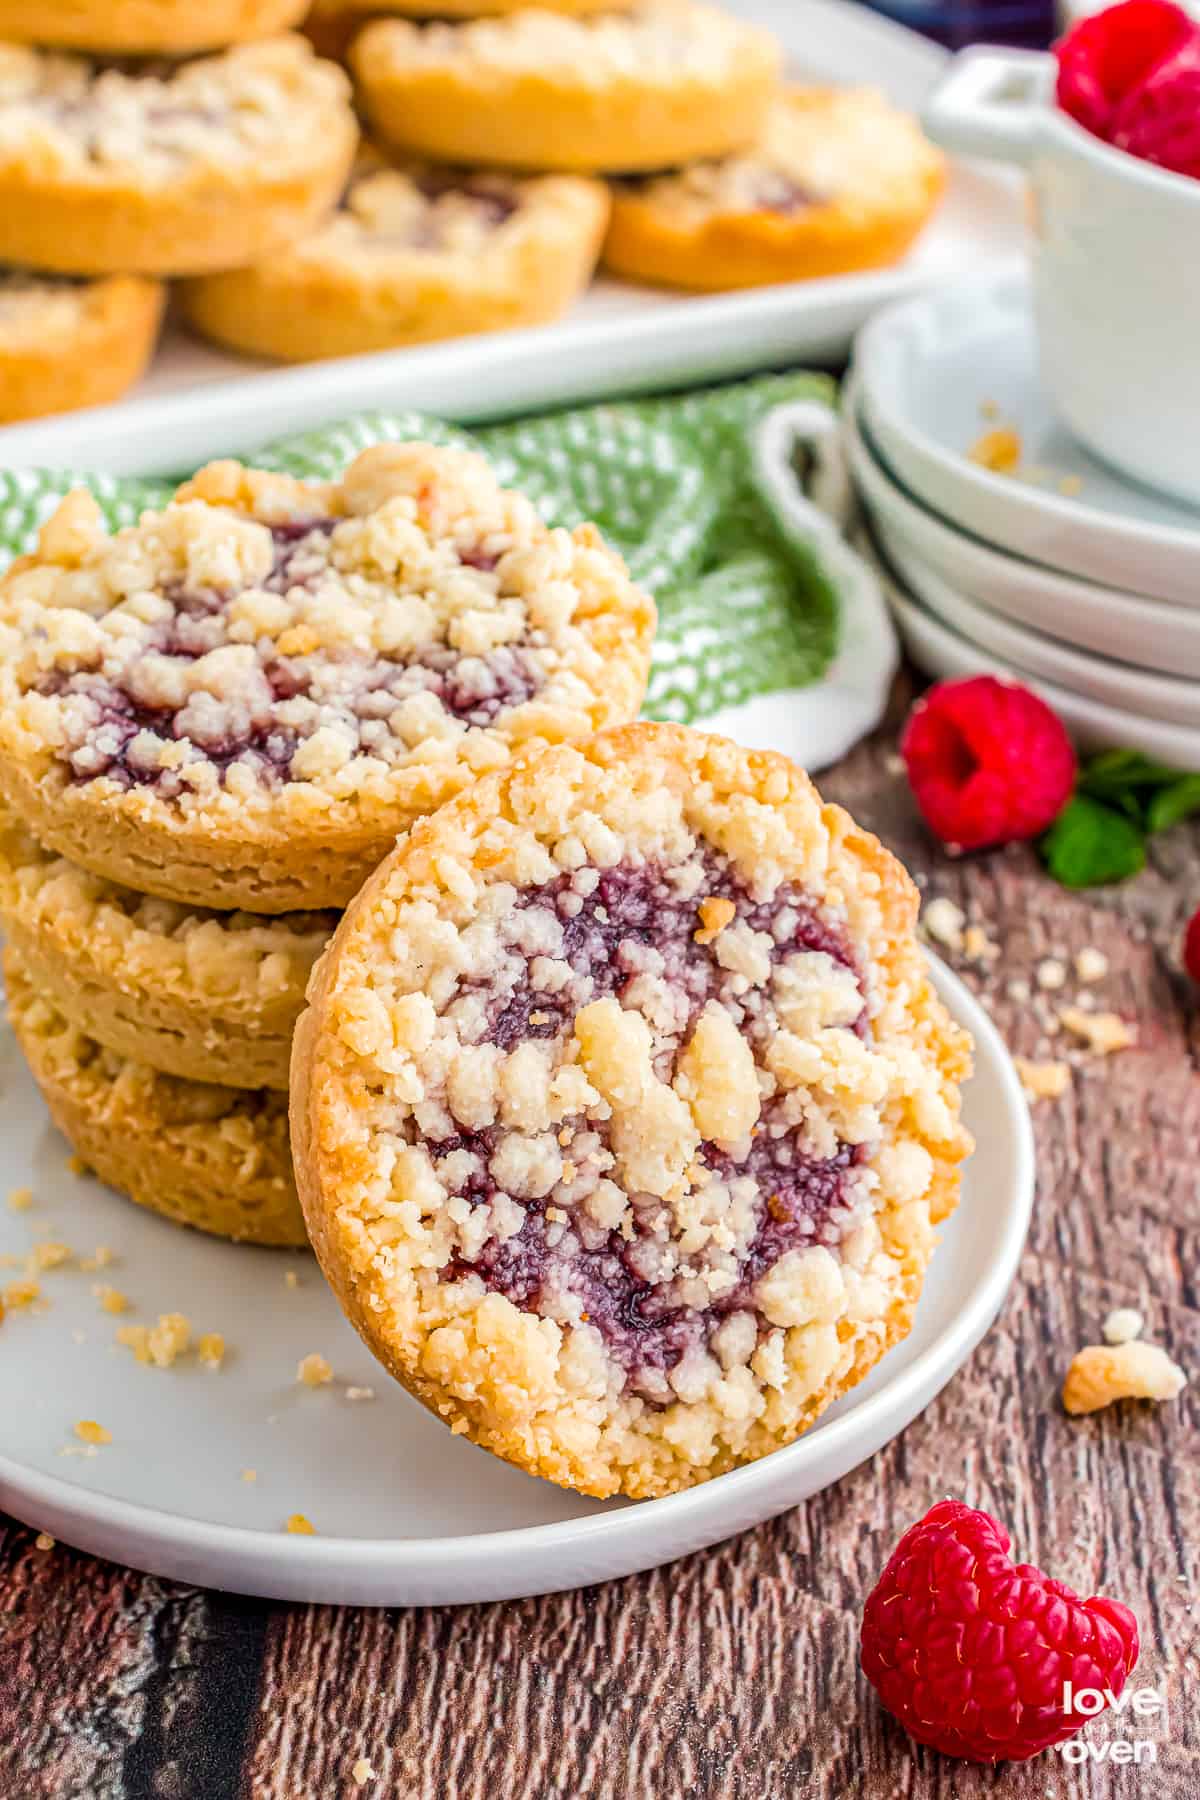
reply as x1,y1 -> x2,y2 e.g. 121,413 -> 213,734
0,0 -> 309,55
0,270 -> 162,423
0,37 -> 357,277
292,725 -> 972,1498
7,951 -> 305,1246
352,3 -> 782,175
0,811 -> 333,1089
180,153 -> 609,362
0,444 -> 654,912
605,87 -> 947,292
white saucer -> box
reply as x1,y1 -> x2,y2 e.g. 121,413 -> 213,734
853,270 -> 1200,607
844,400 -> 1200,680
883,578 -> 1200,766
0,960 -> 1031,1607
874,534 -> 1200,730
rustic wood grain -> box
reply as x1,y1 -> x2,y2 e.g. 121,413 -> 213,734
2,681 -> 1198,1799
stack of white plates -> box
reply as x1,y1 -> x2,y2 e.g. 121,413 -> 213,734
846,271 -> 1200,768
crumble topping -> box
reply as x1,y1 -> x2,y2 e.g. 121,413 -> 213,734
617,87 -> 941,222
364,3 -> 776,82
0,269 -> 96,342
0,39 -> 350,183
74,1418 -> 111,1444
317,157 -> 528,259
304,729 -> 971,1493
0,810 -> 333,1010
0,444 -> 650,827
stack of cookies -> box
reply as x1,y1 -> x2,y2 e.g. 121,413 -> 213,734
0,0 -> 358,420
177,0 -> 947,364
0,440 -> 656,1245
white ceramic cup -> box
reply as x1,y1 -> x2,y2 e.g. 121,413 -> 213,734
922,46 -> 1200,509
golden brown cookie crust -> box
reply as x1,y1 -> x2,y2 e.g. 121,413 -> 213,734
0,444 -> 655,913
352,4 -> 781,174
180,158 -> 609,362
0,38 -> 356,277
0,811 -> 332,1088
0,0 -> 308,54
604,87 -> 947,292
292,724 -> 973,1499
0,272 -> 163,423
7,950 -> 306,1246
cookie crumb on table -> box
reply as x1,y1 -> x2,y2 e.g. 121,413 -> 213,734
1063,1341 -> 1187,1414
1059,1007 -> 1136,1056
345,1386 -> 376,1403
241,1468 -> 257,1483
1074,947 -> 1109,984
1014,1057 -> 1071,1103
30,1240 -> 71,1271
197,1333 -> 226,1370
920,895 -> 965,953
297,1352 -> 333,1387
285,1513 -> 315,1535
284,1269 -> 301,1290
1035,957 -> 1067,992
1103,1307 -> 1145,1345
92,1284 -> 128,1315
6,1186 -> 32,1211
5,1278 -> 39,1309
79,1246 -> 113,1271
74,1419 -> 111,1445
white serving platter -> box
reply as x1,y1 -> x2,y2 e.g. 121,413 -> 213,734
0,0 -> 1022,475
0,959 -> 1032,1607
844,396 -> 1200,680
853,270 -> 1200,607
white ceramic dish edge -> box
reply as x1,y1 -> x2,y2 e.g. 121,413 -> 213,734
843,391 -> 1200,679
853,269 -> 1200,606
884,580 -> 1200,766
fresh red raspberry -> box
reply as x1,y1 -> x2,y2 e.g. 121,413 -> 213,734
1056,0 -> 1195,139
1111,33 -> 1200,179
860,1500 -> 1140,1764
900,676 -> 1076,852
1184,906 -> 1200,982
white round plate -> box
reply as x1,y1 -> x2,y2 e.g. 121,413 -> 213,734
0,961 -> 1031,1607
883,577 -> 1200,766
874,530 -> 1200,730
853,269 -> 1200,606
844,398 -> 1200,680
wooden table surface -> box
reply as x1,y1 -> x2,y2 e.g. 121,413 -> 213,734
1,677 -> 1196,1800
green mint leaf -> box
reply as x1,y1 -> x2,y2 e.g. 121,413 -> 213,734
1147,774 -> 1200,834
1079,749 -> 1181,794
1039,795 -> 1146,888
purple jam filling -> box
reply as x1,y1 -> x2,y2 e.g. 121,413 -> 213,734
39,519 -> 543,791
412,170 -> 521,230
752,173 -> 817,215
440,855 -> 870,1396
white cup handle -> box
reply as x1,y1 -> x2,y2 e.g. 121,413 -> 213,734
922,46 -> 1055,166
